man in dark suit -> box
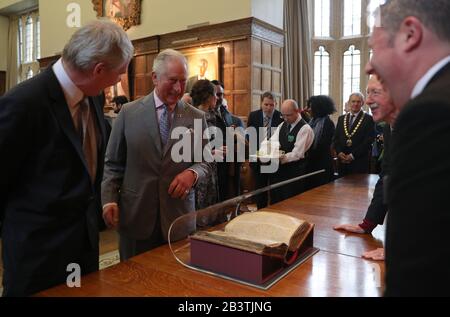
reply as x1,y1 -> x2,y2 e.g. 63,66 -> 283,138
247,92 -> 283,209
0,21 -> 133,296
211,80 -> 243,200
333,92 -> 375,177
334,75 -> 398,261
366,0 -> 450,296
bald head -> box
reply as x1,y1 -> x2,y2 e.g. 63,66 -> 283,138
281,99 -> 300,124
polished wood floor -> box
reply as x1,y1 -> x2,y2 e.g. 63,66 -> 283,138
0,229 -> 119,294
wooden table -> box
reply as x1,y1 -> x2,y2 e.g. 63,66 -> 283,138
38,174 -> 385,297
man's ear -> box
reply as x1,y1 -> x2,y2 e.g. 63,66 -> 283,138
151,72 -> 158,86
398,16 -> 423,53
92,62 -> 107,76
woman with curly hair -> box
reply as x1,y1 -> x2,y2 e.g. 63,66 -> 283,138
190,80 -> 219,210
305,95 -> 336,189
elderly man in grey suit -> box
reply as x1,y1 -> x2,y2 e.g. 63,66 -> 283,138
102,49 -> 211,260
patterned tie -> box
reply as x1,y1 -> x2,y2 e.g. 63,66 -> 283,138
76,98 -> 97,183
263,116 -> 271,139
159,104 -> 171,146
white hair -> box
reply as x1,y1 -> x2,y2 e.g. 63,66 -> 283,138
152,49 -> 188,78
62,20 -> 134,71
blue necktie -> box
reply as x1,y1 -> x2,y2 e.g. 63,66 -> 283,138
160,104 -> 170,145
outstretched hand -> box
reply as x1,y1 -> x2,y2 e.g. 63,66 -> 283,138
333,223 -> 365,234
362,248 -> 385,261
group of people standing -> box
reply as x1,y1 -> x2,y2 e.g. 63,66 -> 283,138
0,0 -> 449,297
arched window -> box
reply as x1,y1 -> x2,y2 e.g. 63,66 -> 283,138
343,45 -> 361,109
26,68 -> 34,80
314,46 -> 330,96
314,0 -> 330,37
312,0 -> 372,116
343,0 -> 362,36
25,16 -> 33,63
18,11 -> 40,83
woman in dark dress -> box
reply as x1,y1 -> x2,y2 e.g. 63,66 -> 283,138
306,95 -> 336,190
190,80 -> 219,210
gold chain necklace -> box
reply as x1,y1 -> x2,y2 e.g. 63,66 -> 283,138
344,113 -> 365,147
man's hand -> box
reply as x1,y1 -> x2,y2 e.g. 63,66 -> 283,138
333,223 -> 365,234
103,204 -> 119,229
168,169 -> 196,200
337,152 -> 348,163
213,145 -> 227,158
362,248 -> 385,261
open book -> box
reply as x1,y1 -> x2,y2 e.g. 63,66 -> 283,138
191,211 -> 314,264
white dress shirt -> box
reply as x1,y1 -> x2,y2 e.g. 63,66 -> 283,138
261,114 -> 315,164
411,55 -> 450,99
52,58 -> 85,119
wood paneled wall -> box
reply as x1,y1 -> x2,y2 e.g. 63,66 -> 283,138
38,18 -> 284,120
130,17 -> 284,119
0,71 -> 5,96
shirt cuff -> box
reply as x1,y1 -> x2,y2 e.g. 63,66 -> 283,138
187,168 -> 199,186
359,218 -> 377,234
103,202 -> 118,210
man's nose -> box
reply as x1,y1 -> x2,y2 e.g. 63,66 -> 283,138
365,61 -> 374,75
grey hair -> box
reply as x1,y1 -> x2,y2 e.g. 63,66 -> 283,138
62,20 -> 134,71
152,49 -> 188,78
381,0 -> 450,42
348,92 -> 365,103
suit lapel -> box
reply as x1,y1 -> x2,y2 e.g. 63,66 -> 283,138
258,110 -> 264,127
140,93 -> 162,155
46,68 -> 91,175
90,96 -> 106,153
163,101 -> 192,157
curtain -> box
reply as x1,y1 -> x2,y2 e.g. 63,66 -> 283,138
283,0 -> 313,108
6,15 -> 19,91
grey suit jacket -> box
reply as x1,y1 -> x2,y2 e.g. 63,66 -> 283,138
101,91 -> 211,240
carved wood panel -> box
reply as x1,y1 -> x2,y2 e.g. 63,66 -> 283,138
0,71 -> 5,96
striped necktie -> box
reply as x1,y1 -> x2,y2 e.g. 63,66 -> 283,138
263,116 -> 271,139
159,104 -> 171,145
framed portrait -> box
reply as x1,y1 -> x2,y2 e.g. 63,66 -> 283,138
92,0 -> 142,31
181,46 -> 224,93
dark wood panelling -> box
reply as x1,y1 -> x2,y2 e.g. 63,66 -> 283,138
0,71 -> 5,96
250,36 -> 283,112
252,67 -> 261,91
252,39 -> 261,64
272,46 -> 281,68
36,18 -> 284,118
262,69 -> 271,92
262,42 -> 272,66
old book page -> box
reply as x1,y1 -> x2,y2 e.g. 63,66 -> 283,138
191,211 -> 313,261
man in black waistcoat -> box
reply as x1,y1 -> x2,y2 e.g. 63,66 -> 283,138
260,99 -> 314,204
